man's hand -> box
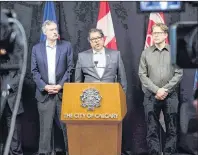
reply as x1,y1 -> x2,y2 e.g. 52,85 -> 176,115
44,85 -> 58,94
155,88 -> 168,100
53,85 -> 62,92
44,85 -> 54,92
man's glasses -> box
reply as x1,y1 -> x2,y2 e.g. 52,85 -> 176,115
152,32 -> 165,36
89,36 -> 103,42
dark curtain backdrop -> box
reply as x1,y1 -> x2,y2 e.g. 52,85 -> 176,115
1,1 -> 198,154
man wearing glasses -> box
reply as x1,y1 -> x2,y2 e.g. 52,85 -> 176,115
75,28 -> 127,94
138,23 -> 183,155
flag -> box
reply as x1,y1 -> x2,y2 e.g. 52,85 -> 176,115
194,69 -> 198,90
144,12 -> 168,132
96,1 -> 117,50
40,1 -> 58,41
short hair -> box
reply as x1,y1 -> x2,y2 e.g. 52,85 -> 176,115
152,23 -> 169,33
42,20 -> 57,34
87,28 -> 104,41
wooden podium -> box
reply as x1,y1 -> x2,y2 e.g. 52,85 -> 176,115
61,83 -> 127,155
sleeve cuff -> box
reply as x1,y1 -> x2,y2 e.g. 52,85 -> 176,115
152,86 -> 160,94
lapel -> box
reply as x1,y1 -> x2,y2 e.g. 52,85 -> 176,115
56,40 -> 61,70
101,48 -> 111,78
40,41 -> 48,70
104,48 -> 110,69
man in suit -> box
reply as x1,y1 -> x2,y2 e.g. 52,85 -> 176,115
0,43 -> 24,155
31,20 -> 73,155
75,28 -> 127,93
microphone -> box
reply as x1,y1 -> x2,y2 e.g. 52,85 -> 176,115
94,61 -> 98,67
93,61 -> 106,69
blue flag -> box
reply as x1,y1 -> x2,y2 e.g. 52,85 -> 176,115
194,69 -> 198,90
40,1 -> 57,41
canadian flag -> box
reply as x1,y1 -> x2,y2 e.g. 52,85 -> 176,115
96,1 -> 117,50
144,12 -> 169,132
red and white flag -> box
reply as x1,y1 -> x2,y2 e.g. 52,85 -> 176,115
96,1 -> 117,50
144,12 -> 169,132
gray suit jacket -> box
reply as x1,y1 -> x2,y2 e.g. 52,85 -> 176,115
75,48 -> 127,93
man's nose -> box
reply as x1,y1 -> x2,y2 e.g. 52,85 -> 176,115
94,39 -> 99,43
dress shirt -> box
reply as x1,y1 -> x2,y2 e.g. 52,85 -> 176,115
46,40 -> 56,84
93,48 -> 106,78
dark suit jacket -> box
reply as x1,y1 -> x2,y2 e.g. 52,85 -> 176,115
0,43 -> 23,118
179,69 -> 198,154
31,40 -> 73,102
75,48 -> 127,93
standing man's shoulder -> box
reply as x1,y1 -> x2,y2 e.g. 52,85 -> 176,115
58,40 -> 72,47
105,48 -> 122,58
140,45 -> 156,58
32,41 -> 45,49
143,45 -> 156,53
78,49 -> 92,57
106,48 -> 120,54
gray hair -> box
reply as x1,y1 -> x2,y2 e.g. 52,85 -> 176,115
42,20 -> 57,34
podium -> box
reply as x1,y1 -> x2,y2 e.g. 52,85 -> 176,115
61,83 -> 127,155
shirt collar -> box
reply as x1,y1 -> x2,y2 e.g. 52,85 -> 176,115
46,40 -> 57,48
93,48 -> 105,55
152,44 -> 169,52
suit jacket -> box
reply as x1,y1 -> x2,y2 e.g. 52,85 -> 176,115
75,48 -> 127,93
179,69 -> 198,154
31,40 -> 73,102
0,43 -> 23,118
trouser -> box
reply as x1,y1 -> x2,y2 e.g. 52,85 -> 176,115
143,91 -> 179,155
37,95 -> 66,155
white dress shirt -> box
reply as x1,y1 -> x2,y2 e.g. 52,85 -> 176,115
93,48 -> 106,78
46,41 -> 56,84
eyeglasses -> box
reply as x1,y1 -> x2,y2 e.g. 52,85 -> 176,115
152,32 -> 165,36
89,36 -> 103,42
